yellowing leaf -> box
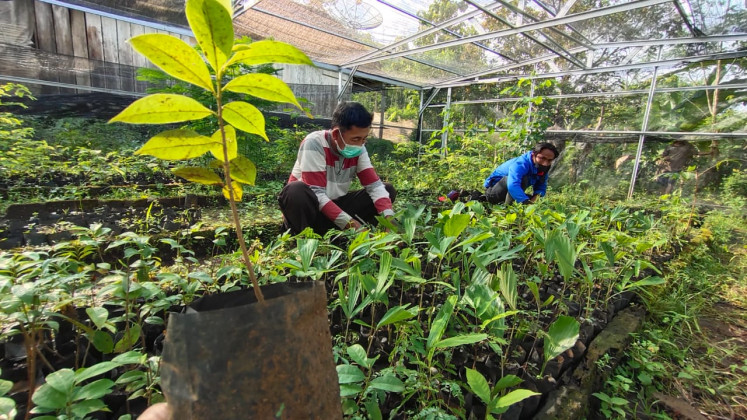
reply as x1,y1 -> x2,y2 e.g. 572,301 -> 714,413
135,129 -> 218,160
222,101 -> 268,141
109,94 -> 213,124
223,74 -> 303,110
186,0 -> 233,73
222,180 -> 243,201
210,125 -> 237,162
172,167 -> 223,185
225,40 -> 313,69
129,34 -> 214,93
229,156 -> 256,185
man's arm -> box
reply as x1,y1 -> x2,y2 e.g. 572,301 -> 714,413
357,150 -> 394,217
505,164 -> 531,203
296,136 -> 352,229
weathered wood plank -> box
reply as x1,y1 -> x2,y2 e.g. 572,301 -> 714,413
85,13 -> 103,61
33,1 -> 58,94
129,24 -> 146,68
101,15 -> 120,90
34,1 -> 56,53
70,10 -> 88,59
71,11 -> 90,90
52,4 -> 73,56
85,13 -> 105,88
117,20 -> 134,92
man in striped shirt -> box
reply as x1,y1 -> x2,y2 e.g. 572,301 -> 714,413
278,101 -> 396,235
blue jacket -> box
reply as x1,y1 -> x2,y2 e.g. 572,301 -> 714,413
483,151 -> 548,203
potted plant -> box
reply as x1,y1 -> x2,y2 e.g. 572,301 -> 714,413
109,0 -> 341,417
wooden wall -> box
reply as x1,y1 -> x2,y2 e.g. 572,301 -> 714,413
31,0 -> 193,94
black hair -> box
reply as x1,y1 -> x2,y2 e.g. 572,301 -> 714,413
332,101 -> 374,131
533,142 -> 559,159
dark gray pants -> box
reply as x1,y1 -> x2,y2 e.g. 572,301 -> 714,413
485,176 -> 530,205
278,181 -> 396,235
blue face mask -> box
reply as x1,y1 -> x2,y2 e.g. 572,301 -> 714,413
339,144 -> 363,158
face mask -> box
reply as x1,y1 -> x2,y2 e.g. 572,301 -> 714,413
334,129 -> 364,158
536,164 -> 551,174
339,144 -> 363,158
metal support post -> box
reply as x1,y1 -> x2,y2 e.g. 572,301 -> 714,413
627,47 -> 662,199
442,87 -> 452,156
379,89 -> 386,139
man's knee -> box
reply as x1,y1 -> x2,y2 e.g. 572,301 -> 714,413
384,182 -> 397,203
278,181 -> 319,213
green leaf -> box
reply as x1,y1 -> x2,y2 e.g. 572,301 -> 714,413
109,94 -> 213,124
31,384 -> 68,411
0,397 -> 15,415
172,167 -> 223,185
466,368 -> 491,405
136,129 -> 218,160
346,344 -> 371,369
364,399 -> 383,420
336,365 -> 365,384
426,295 -> 457,351
0,380 -> 11,396
624,276 -> 666,290
129,34 -> 214,92
71,399 -> 107,418
444,214 -> 470,238
339,383 -> 363,398
376,305 -> 416,328
210,125 -> 237,162
544,316 -> 580,366
593,392 -> 612,403
114,324 -> 142,353
497,263 -> 518,311
222,101 -> 268,141
493,375 -> 523,394
44,369 -> 75,394
91,330 -> 114,354
226,40 -> 313,68
72,379 -> 115,401
435,333 -> 488,349
185,0 -> 233,72
368,374 -> 405,392
223,74 -> 303,110
112,351 -> 146,365
75,361 -> 120,383
229,156 -> 257,185
86,307 -> 109,329
493,389 -> 540,410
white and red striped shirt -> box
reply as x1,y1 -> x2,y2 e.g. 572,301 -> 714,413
289,130 -> 394,229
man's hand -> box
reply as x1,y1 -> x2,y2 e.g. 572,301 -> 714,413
529,194 -> 540,203
347,218 -> 364,231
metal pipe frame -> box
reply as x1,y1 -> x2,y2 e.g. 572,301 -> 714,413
342,1 -> 506,67
0,75 -> 146,97
495,0 -> 595,51
629,48 -> 663,198
435,34 -> 747,87
464,0 -> 587,69
424,82 -> 747,106
373,0 -> 518,63
337,66 -> 358,102
418,128 -> 747,139
344,0 -> 671,67
530,0 -> 594,46
250,6 -> 462,77
436,50 -> 747,87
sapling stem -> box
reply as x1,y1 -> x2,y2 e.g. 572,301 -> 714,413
215,87 -> 264,304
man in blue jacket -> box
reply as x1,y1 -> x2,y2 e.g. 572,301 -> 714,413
484,143 -> 559,205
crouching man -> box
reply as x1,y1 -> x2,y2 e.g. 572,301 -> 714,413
484,142 -> 559,205
279,101 -> 396,235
